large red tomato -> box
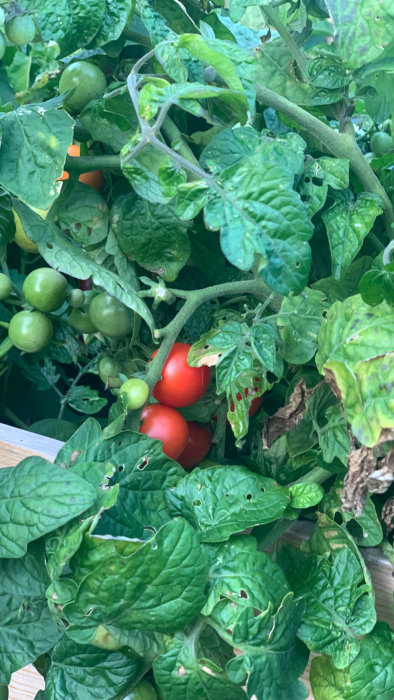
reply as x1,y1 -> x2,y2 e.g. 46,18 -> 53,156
139,404 -> 189,459
152,343 -> 210,407
177,422 -> 212,470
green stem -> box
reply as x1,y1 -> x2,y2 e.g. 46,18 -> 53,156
255,85 -> 394,236
122,28 -> 153,47
58,357 -> 97,420
0,685 -> 8,700
65,154 -> 122,173
3,406 -> 29,430
0,322 -> 9,329
289,466 -> 332,487
262,5 -> 308,81
161,116 -> 201,169
0,337 -> 13,359
255,517 -> 294,551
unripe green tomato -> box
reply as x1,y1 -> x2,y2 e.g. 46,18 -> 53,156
99,356 -> 122,378
67,288 -> 85,308
0,31 -> 5,60
69,289 -> 98,334
88,293 -> 133,339
5,14 -> 36,45
99,370 -> 123,388
0,8 -> 5,27
120,378 -> 150,411
9,310 -> 53,352
0,272 -> 12,300
91,625 -> 123,651
59,61 -> 107,114
122,679 -> 157,700
370,131 -> 394,156
23,268 -> 68,312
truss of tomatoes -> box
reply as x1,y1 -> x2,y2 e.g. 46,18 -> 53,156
137,343 -> 211,468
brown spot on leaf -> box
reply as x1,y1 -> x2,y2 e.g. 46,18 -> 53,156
381,497 -> 394,535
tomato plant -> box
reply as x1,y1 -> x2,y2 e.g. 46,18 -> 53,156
139,403 -> 189,459
0,2 -> 393,699
124,679 -> 158,700
177,422 -> 212,470
152,343 -> 210,407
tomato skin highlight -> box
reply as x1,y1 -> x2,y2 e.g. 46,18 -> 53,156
139,404 -> 189,459
152,343 -> 210,407
177,422 -> 212,470
9,310 -> 53,353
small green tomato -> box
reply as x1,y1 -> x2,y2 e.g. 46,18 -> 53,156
67,288 -> 85,309
122,679 -> 157,700
120,378 -> 149,411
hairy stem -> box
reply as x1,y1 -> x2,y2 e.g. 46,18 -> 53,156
161,116 -> 200,168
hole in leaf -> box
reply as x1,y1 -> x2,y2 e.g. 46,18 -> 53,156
46,243 -> 53,249
300,194 -> 308,202
118,465 -> 124,472
261,487 -> 265,493
246,493 -> 253,501
240,589 -> 248,598
137,457 -> 148,470
295,261 -> 300,267
311,176 -> 323,186
84,607 -> 93,616
151,542 -> 158,550
193,499 -> 202,506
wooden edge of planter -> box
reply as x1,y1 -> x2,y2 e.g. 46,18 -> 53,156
1,423 -> 393,700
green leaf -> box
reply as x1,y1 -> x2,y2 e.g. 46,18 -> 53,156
322,193 -> 383,279
45,637 -> 142,700
0,187 -> 15,258
55,418 -> 102,468
64,519 -> 208,634
24,0 -> 105,57
80,93 -> 139,153
89,0 -> 133,47
320,479 -> 383,547
279,545 -> 376,667
359,264 -> 394,306
317,404 -> 350,466
0,102 -> 73,209
278,288 -> 329,364
288,482 -> 324,509
12,201 -> 154,331
166,465 -> 289,542
256,39 -> 341,106
67,386 -> 108,415
298,156 -> 349,216
175,181 -> 209,220
202,535 -> 290,619
0,542 -> 61,684
90,430 -> 184,539
29,418 -> 77,442
176,34 -> 252,111
309,622 -> 394,700
325,0 -> 394,70
57,182 -> 110,246
0,456 -> 97,558
111,194 -> 191,282
153,629 -> 247,700
121,141 -> 176,204
316,294 -> 394,446
226,593 -> 309,700
204,155 -> 313,295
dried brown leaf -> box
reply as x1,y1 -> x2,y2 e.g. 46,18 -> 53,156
262,379 -> 317,448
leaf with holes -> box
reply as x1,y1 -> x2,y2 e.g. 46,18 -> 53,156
166,465 -> 289,542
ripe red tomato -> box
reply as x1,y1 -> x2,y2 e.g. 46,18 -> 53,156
177,422 -> 212,470
139,404 -> 189,459
152,343 -> 210,407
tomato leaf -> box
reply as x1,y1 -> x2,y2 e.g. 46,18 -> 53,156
166,465 -> 289,542
63,519 -> 208,634
0,457 -> 97,558
0,542 -> 62,684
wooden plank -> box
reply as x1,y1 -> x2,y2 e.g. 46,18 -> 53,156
1,424 -> 393,700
